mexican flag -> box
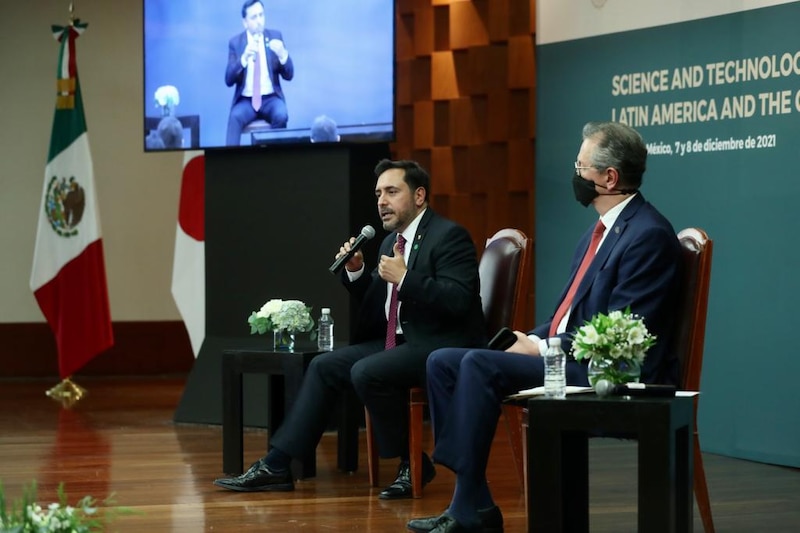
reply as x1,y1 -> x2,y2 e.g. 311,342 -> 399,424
171,151 -> 205,357
29,20 -> 114,379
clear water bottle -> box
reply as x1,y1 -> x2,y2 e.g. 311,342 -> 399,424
317,308 -> 334,351
543,337 -> 566,399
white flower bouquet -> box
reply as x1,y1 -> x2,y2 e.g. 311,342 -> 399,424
571,308 -> 656,364
571,308 -> 656,386
0,481 -> 128,533
247,299 -> 315,336
154,85 -> 180,116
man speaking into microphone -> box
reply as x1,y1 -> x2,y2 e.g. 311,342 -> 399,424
224,0 -> 294,145
214,159 -> 486,500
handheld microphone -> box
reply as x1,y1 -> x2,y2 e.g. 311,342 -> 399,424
328,225 -> 376,274
595,380 -> 676,398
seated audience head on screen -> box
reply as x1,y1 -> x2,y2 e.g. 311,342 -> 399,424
310,115 -> 340,143
157,116 -> 184,148
145,132 -> 165,150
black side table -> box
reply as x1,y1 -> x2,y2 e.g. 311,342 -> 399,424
221,348 -> 360,478
527,394 -> 694,533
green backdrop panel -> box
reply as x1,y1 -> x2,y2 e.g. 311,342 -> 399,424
536,2 -> 800,467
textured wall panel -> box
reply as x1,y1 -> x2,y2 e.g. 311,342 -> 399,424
394,1 -> 536,325
449,1 -> 489,50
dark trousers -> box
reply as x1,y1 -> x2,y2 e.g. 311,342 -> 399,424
225,93 -> 288,145
269,339 -> 429,461
428,348 -> 589,478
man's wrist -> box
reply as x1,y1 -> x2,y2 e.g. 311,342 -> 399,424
346,264 -> 365,281
527,334 -> 547,356
395,271 -> 408,290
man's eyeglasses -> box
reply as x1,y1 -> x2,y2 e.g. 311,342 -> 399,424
574,161 -> 594,178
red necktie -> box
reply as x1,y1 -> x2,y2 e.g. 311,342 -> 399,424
252,46 -> 262,111
385,234 -> 407,350
548,220 -> 605,337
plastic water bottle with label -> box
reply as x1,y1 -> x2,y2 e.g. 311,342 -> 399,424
543,337 -> 566,399
317,308 -> 334,351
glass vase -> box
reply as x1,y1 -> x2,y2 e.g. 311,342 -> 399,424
273,329 -> 296,352
587,357 -> 641,387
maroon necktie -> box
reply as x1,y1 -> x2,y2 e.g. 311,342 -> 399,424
385,234 -> 407,350
252,45 -> 262,111
548,220 -> 605,337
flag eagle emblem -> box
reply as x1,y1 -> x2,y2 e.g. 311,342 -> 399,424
45,175 -> 86,237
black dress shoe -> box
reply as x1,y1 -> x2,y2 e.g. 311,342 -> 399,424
407,506 -> 504,533
213,459 -> 294,492
378,453 -> 436,500
409,514 -> 478,533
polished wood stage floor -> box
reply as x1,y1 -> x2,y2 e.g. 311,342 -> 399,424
1,377 -> 798,532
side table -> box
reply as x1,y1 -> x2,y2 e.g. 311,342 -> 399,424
221,347 -> 360,478
527,394 -> 694,533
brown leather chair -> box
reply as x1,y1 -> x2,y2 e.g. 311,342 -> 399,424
509,227 -> 715,530
365,228 -> 532,498
675,227 -> 715,533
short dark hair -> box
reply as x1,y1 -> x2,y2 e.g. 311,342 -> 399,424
157,116 -> 184,149
582,121 -> 647,189
241,0 -> 263,18
145,131 -> 165,150
310,115 -> 338,142
374,159 -> 430,201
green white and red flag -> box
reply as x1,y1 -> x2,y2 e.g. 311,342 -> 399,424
30,20 -> 114,379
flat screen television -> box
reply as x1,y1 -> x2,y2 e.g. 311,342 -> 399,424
143,0 -> 395,151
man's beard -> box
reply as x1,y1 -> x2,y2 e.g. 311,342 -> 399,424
380,209 -> 409,232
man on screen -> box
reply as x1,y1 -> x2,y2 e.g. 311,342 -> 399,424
225,0 -> 294,145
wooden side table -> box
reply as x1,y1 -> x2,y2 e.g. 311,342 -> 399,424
527,394 -> 694,533
221,347 -> 360,478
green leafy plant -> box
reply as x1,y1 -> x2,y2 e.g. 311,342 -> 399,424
247,298 -> 316,338
571,307 -> 656,364
0,481 -> 130,533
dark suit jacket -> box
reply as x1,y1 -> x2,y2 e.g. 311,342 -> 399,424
225,29 -> 294,105
530,194 -> 682,385
343,209 -> 486,355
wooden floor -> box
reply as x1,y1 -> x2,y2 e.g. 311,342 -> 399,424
0,377 -> 798,532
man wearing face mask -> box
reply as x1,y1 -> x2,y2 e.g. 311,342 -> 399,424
404,121 -> 682,533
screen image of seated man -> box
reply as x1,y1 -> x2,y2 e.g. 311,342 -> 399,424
225,0 -> 294,146
405,121 -> 683,533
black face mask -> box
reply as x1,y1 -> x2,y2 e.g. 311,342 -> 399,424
572,172 -> 636,207
572,172 -> 599,207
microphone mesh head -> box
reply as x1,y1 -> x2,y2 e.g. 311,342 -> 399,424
595,379 -> 612,397
361,225 -> 376,239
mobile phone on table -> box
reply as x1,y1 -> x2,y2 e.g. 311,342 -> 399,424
488,327 -> 517,351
